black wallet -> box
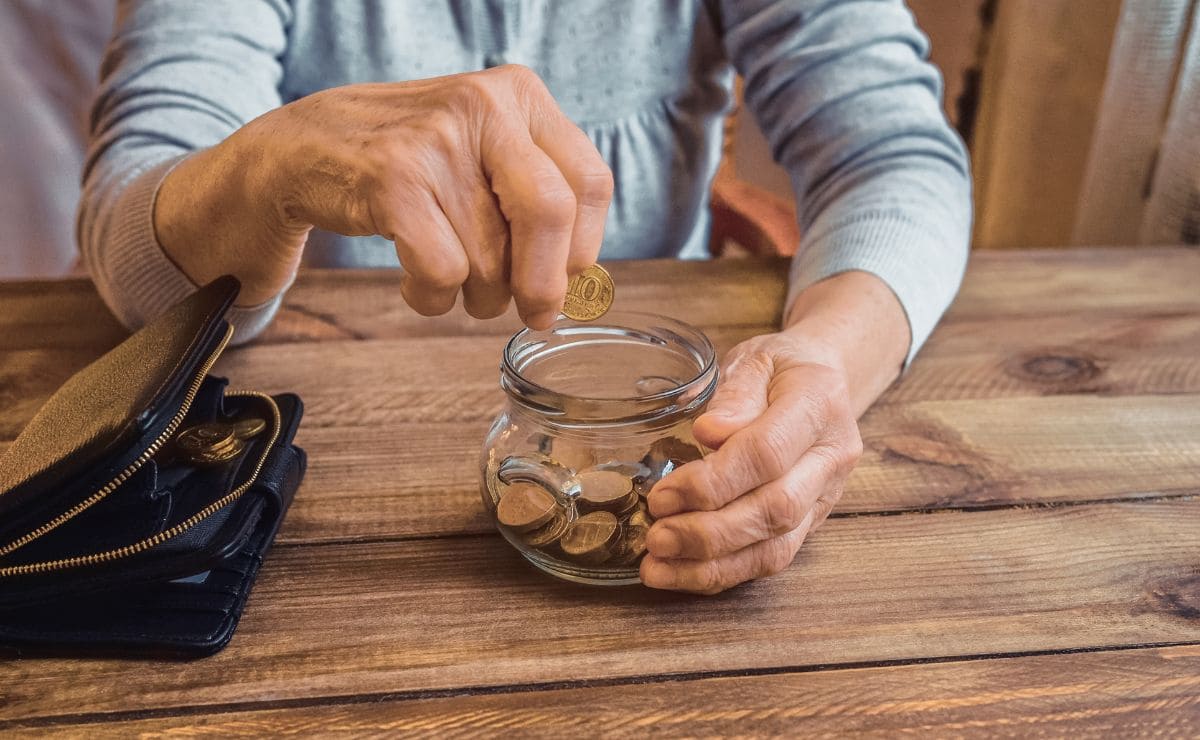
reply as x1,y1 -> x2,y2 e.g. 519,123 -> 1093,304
0,276 -> 305,658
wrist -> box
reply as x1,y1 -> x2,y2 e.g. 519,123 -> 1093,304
155,124 -> 309,305
780,270 -> 911,415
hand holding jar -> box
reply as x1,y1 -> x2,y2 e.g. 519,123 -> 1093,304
642,333 -> 862,594
642,271 -> 909,594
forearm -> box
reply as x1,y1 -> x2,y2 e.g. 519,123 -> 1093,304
782,270 -> 910,417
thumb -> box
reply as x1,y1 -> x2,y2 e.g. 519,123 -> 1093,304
692,351 -> 772,449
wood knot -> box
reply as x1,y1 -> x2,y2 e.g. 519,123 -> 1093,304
879,433 -> 982,468
1006,349 -> 1103,388
1145,575 -> 1200,621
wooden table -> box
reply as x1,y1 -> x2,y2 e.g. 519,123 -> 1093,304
1,247 -> 1198,737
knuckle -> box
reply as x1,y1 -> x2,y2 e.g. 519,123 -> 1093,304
468,251 -> 508,286
843,426 -> 864,467
575,167 -> 614,206
413,255 -> 469,292
691,462 -> 730,510
762,488 -> 802,537
758,538 -> 795,577
813,491 -> 839,523
690,520 -> 725,561
496,63 -> 544,93
693,561 -> 726,595
513,273 -> 567,312
748,423 -> 792,480
533,186 -> 577,229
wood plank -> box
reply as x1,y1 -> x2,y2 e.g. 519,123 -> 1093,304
0,259 -> 788,352
8,298 -> 1199,441
944,247 -> 1200,319
257,393 -> 1200,544
15,646 -> 1199,737
2,249 -> 1198,353
4,315 -> 1197,541
895,311 -> 1200,403
1,500 -> 1197,722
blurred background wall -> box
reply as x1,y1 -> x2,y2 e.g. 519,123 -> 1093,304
0,0 -> 114,279
1,0 -> 1197,280
732,0 -> 1200,251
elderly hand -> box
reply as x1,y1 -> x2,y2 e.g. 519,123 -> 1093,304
157,64 -> 613,327
641,331 -> 864,594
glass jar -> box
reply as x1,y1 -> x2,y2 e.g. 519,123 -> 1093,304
480,312 -> 718,585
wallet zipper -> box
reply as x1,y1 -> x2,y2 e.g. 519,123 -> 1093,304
0,390 -> 282,578
0,390 -> 281,578
0,323 -> 234,563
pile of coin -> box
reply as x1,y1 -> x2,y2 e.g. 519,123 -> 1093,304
174,418 -> 266,466
488,434 -> 705,571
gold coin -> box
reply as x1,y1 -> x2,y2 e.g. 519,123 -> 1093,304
561,264 -> 614,322
176,423 -> 236,453
576,469 -> 633,507
523,511 -> 570,548
186,438 -> 246,466
560,511 -> 620,564
645,436 -> 706,468
628,506 -> 653,530
613,523 -> 649,566
496,483 -> 559,533
232,418 -> 267,439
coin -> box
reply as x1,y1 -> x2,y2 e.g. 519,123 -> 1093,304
643,436 -> 706,479
612,523 -> 649,566
186,438 -> 246,466
560,511 -> 620,564
523,511 -> 570,548
496,483 -> 558,533
176,423 -> 236,453
561,264 -> 614,322
628,506 -> 653,530
232,418 -> 267,439
576,469 -> 636,514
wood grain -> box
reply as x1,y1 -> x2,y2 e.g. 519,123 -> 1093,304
1,501 -> 1197,723
3,326 -> 1197,542
267,394 -> 1200,544
14,645 -> 1199,738
2,249 -> 1198,353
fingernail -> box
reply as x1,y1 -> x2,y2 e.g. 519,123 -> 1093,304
646,525 -> 681,558
648,488 -> 683,518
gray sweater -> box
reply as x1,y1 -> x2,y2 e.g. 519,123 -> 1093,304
80,0 -> 971,363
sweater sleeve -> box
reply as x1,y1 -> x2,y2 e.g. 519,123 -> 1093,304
717,0 -> 972,366
78,0 -> 291,343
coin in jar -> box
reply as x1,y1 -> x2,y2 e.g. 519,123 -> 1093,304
561,264 -> 614,322
496,483 -> 559,533
576,469 -> 637,514
523,511 -> 570,549
560,511 -> 621,564
176,422 -> 236,453
627,506 -> 653,530
612,522 -> 649,566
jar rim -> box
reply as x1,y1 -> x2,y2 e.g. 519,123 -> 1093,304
500,311 -> 718,425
